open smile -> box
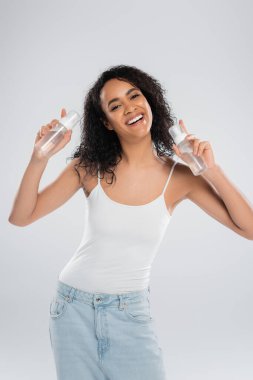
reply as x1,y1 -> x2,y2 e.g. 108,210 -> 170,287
126,114 -> 145,127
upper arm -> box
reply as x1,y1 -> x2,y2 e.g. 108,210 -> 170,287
184,165 -> 247,238
25,158 -> 85,225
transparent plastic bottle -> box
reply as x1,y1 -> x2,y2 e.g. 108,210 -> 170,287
169,122 -> 208,176
36,110 -> 81,157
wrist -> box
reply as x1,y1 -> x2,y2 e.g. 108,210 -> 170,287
201,163 -> 222,180
30,153 -> 49,166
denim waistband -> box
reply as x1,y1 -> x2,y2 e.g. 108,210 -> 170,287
56,280 -> 151,308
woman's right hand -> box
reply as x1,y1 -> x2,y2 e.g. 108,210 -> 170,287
32,108 -> 73,162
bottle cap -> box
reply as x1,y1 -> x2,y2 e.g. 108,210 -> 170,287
169,123 -> 187,145
59,110 -> 81,130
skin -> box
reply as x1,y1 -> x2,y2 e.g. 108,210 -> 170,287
100,78 -> 155,166
8,79 -> 253,240
97,78 -> 184,210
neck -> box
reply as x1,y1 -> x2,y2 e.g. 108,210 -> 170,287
120,135 -> 159,169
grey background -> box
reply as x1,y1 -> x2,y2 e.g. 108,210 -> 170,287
1,0 -> 253,379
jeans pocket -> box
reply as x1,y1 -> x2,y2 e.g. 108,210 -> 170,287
124,296 -> 153,324
49,295 -> 68,320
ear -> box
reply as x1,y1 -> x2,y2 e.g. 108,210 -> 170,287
103,120 -> 114,131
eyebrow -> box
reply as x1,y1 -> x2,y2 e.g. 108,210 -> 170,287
107,87 -> 139,108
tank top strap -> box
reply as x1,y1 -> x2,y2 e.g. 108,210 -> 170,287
97,170 -> 101,185
161,161 -> 177,196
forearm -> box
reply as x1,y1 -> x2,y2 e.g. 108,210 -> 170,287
202,164 -> 253,236
8,156 -> 49,226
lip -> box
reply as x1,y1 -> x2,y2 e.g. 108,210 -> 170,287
125,113 -> 144,126
127,115 -> 145,127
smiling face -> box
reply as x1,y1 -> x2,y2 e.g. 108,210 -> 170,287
100,78 -> 153,138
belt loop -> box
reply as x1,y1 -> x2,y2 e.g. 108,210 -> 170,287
147,285 -> 151,301
64,287 -> 76,303
118,295 -> 125,310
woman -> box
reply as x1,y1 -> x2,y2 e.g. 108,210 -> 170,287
8,65 -> 253,380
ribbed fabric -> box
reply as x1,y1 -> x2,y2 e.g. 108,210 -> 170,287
58,160 -> 177,294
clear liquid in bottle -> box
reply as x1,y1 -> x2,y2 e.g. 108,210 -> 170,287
169,122 -> 208,176
36,110 -> 81,157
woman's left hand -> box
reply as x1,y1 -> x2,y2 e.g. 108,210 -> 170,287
172,119 -> 216,169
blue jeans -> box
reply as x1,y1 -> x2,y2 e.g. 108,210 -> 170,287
49,280 -> 167,380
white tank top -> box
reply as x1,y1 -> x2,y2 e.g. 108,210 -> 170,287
58,160 -> 177,294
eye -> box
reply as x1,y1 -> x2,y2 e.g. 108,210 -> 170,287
110,93 -> 141,111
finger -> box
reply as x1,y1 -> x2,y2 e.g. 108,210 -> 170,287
197,141 -> 209,156
179,119 -> 188,134
186,134 -> 197,140
192,139 -> 200,155
39,126 -> 46,137
61,129 -> 72,142
39,124 -> 51,137
196,141 -> 204,156
48,120 -> 58,129
38,127 -> 43,137
61,108 -> 67,117
172,143 -> 181,157
45,123 -> 53,131
65,129 -> 72,138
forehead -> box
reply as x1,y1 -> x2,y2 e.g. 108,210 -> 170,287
100,78 -> 137,104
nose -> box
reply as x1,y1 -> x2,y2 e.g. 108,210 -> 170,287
124,104 -> 137,115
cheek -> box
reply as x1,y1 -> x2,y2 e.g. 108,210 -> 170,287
108,114 -> 121,126
145,102 -> 153,119
143,99 -> 151,112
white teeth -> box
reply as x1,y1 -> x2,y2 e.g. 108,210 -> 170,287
127,114 -> 143,125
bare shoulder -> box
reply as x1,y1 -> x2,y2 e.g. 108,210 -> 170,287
172,160 -> 211,198
164,158 -> 195,214
69,158 -> 99,197
171,159 -> 195,195
166,157 -> 192,183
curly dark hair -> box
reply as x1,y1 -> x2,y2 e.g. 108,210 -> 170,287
67,64 -> 177,185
